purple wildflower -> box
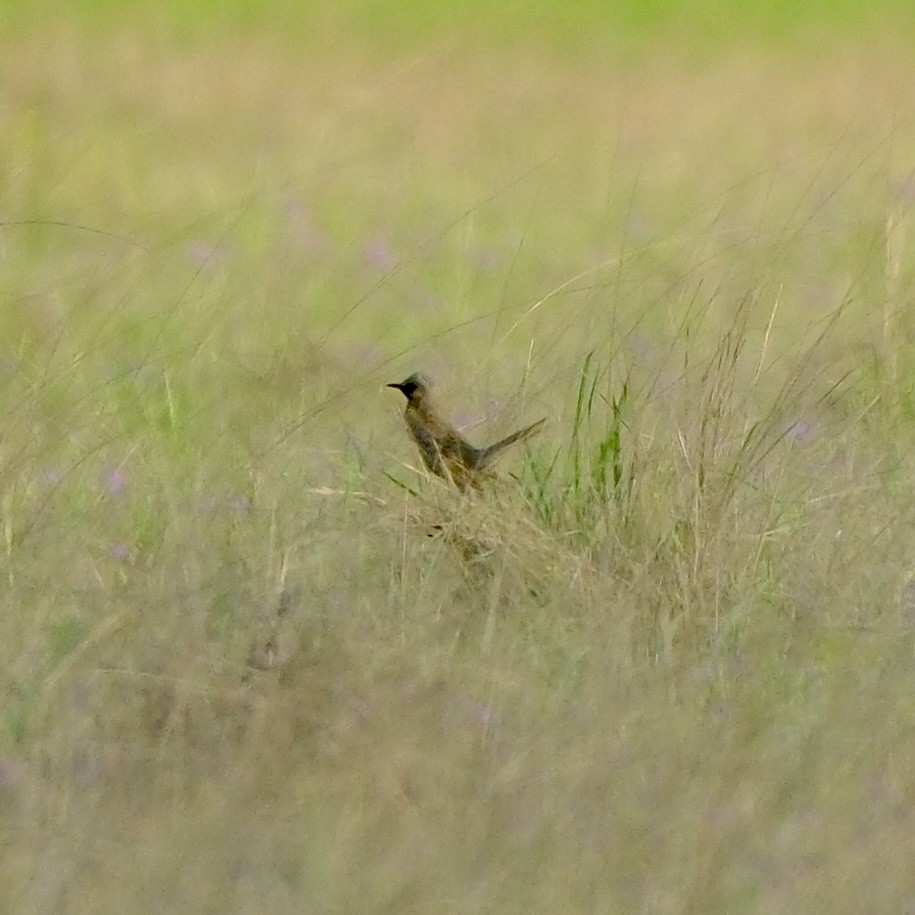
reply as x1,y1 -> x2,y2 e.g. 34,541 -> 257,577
786,420 -> 814,443
109,543 -> 131,562
187,241 -> 225,268
363,239 -> 396,271
102,467 -> 127,496
228,494 -> 251,514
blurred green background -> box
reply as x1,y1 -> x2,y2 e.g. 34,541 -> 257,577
4,0 -> 915,45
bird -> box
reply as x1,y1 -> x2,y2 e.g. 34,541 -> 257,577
387,372 -> 545,489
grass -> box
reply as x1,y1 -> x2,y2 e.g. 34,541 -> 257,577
3,0 -> 915,52
2,16 -> 915,913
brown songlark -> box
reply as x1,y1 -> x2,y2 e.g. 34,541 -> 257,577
388,372 -> 544,489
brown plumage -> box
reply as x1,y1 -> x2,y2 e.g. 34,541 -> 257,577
387,373 -> 545,489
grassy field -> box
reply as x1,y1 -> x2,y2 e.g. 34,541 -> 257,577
3,9 -> 915,913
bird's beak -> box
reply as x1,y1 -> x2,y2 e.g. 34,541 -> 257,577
386,382 -> 403,391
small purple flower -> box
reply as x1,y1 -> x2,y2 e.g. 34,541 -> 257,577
285,200 -> 307,224
70,754 -> 105,786
891,176 -> 915,203
472,705 -> 493,729
786,420 -> 814,444
0,758 -> 24,788
102,467 -> 127,496
468,247 -> 500,273
285,202 -> 331,255
187,241 -> 225,268
228,494 -> 251,514
363,238 -> 396,271
109,542 -> 131,562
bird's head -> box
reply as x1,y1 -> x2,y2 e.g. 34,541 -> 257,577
387,372 -> 431,403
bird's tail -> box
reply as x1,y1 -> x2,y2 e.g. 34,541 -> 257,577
477,418 -> 546,468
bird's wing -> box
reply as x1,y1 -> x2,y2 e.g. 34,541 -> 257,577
407,413 -> 447,475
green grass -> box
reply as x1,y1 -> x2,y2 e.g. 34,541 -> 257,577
3,0 -> 915,51
2,16 -> 915,913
